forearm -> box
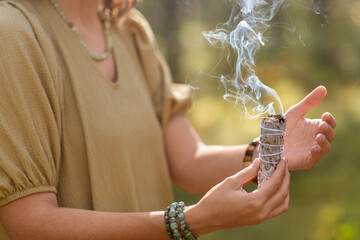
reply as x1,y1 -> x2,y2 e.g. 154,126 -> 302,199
165,116 -> 259,194
189,144 -> 259,193
28,208 -> 166,240
188,144 -> 246,193
0,193 -> 168,240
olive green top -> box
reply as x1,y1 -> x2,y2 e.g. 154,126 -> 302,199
0,0 -> 192,237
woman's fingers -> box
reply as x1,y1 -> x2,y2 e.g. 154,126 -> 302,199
316,134 -> 331,156
248,159 -> 289,225
231,159 -> 260,186
266,193 -> 290,220
258,158 -> 287,199
319,121 -> 335,142
262,165 -> 290,214
322,112 -> 336,129
291,86 -> 327,116
310,145 -> 321,166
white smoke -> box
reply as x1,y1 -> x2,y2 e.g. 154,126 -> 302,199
203,0 -> 286,119
202,0 -> 329,120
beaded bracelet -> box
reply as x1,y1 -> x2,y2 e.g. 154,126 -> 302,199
164,206 -> 173,239
243,138 -> 260,184
164,202 -> 199,240
243,137 -> 259,169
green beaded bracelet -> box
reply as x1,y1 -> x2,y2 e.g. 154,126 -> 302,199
165,202 -> 199,240
164,206 -> 173,239
169,202 -> 182,239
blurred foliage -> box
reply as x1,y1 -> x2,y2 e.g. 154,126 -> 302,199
137,0 -> 360,239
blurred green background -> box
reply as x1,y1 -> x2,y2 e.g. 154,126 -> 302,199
137,1 -> 360,239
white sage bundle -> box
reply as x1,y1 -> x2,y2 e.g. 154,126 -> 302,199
258,115 -> 286,187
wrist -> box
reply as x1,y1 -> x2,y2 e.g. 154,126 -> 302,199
183,204 -> 217,237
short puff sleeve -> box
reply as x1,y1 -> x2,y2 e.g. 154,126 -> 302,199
0,3 -> 61,206
124,9 -> 193,128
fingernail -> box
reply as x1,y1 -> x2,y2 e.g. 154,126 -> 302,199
252,158 -> 260,168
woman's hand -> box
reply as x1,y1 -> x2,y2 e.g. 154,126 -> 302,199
283,86 -> 336,170
185,158 -> 290,236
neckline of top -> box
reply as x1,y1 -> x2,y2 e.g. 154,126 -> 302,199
47,0 -> 121,87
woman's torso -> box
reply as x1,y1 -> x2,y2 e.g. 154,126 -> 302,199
0,0 -> 174,214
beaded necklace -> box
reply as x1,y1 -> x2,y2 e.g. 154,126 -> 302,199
49,0 -> 113,61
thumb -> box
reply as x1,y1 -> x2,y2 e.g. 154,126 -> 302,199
292,86 -> 327,116
233,159 -> 260,185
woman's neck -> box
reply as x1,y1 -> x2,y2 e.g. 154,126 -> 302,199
55,0 -> 100,29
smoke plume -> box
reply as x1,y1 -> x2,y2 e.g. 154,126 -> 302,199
202,0 -> 328,118
202,0 -> 285,119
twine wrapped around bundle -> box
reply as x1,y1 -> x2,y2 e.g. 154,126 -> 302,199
258,115 -> 286,187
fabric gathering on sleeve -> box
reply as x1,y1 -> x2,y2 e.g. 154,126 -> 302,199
0,2 -> 62,207
124,9 -> 193,128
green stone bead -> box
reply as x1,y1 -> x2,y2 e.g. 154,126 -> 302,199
179,201 -> 185,207
177,213 -> 184,221
170,202 -> 178,209
180,223 -> 187,231
173,231 -> 182,238
170,222 -> 178,230
185,231 -> 192,238
169,209 -> 176,218
169,217 -> 176,223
